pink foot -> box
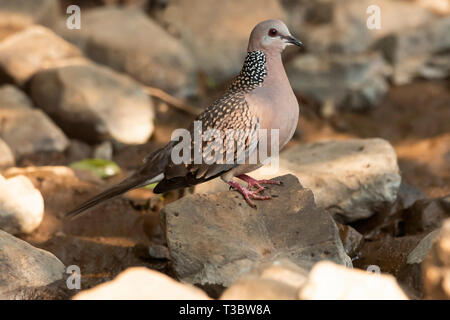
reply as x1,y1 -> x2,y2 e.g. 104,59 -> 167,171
236,174 -> 282,193
228,180 -> 272,208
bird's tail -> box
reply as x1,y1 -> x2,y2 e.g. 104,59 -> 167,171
65,174 -> 153,219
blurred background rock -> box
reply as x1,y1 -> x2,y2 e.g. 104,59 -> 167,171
0,0 -> 449,300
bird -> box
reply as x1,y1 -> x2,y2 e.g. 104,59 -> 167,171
67,19 -> 302,218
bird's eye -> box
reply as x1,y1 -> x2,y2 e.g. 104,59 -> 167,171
268,28 -> 278,37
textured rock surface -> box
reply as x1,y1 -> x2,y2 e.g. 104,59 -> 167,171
162,174 -> 351,288
404,197 -> 450,235
0,85 -> 69,158
0,174 -> 44,234
196,139 -> 401,222
299,261 -> 408,300
0,138 -> 14,169
0,229 -> 65,299
154,0 -> 285,83
286,52 -> 390,110
74,267 -> 210,300
220,259 -> 308,300
57,7 -> 197,96
30,62 -> 154,144
0,26 -> 83,85
423,219 -> 450,299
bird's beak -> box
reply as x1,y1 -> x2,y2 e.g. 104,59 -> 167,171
284,35 -> 303,48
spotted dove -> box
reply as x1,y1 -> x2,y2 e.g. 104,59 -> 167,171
67,19 -> 302,217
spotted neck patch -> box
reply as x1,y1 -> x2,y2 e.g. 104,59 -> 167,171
230,50 -> 267,92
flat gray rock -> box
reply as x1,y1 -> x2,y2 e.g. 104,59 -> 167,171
161,174 -> 351,288
0,229 -> 65,299
0,85 -> 69,158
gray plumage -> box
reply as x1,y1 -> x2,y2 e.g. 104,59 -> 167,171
67,19 -> 302,218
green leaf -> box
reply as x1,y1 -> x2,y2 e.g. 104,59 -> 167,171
69,158 -> 121,179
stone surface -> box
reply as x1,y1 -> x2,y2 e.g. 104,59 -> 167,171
30,62 -> 155,144
0,174 -> 44,234
423,218 -> 450,299
0,26 -> 83,85
57,7 -> 196,96
0,85 -> 69,158
299,261 -> 408,300
286,52 -> 390,110
73,267 -> 210,300
220,259 -> 308,300
0,0 -> 59,34
283,0 -> 435,55
337,224 -> 363,259
0,138 -> 14,168
404,197 -> 450,235
154,0 -> 285,83
162,174 -> 351,288
375,17 -> 450,84
0,229 -> 65,299
196,139 -> 401,223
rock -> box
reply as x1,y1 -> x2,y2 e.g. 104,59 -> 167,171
0,26 -> 83,85
0,138 -> 14,168
337,224 -> 363,258
397,229 -> 441,298
0,0 -> 59,33
73,267 -> 210,300
161,174 -> 351,289
375,17 -> 450,84
57,7 -> 197,96
404,197 -> 450,235
299,261 -> 408,300
286,52 -> 390,110
423,219 -> 450,299
154,0 -> 285,83
30,62 -> 155,144
283,0 -> 435,54
196,138 -> 401,223
0,173 -> 44,234
0,229 -> 65,299
0,85 -> 69,158
220,259 -> 308,300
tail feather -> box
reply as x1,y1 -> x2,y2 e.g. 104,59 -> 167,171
66,175 -> 149,219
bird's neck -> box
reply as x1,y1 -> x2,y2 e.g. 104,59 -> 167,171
231,50 -> 287,93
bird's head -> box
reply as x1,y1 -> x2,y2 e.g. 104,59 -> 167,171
247,20 -> 302,54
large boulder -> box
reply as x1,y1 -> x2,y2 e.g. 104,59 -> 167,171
0,85 -> 69,158
299,261 -> 408,300
30,62 -> 155,144
286,52 -> 390,110
0,26 -> 83,85
0,174 -> 44,234
154,0 -> 286,83
0,229 -> 65,299
161,174 -> 351,289
196,138 -> 401,222
73,267 -> 210,300
57,7 -> 197,96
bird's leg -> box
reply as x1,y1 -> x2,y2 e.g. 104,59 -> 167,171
227,180 -> 272,208
236,174 -> 282,194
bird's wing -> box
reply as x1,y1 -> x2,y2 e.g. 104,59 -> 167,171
153,91 -> 260,193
